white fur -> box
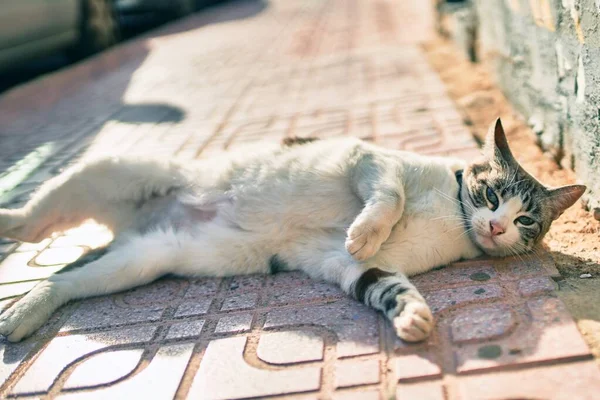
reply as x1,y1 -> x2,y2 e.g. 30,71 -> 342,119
0,137 -> 483,342
471,194 -> 523,252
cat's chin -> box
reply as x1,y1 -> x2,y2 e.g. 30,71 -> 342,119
477,235 -> 496,249
473,234 -> 505,256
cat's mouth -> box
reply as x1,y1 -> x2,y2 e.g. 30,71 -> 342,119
471,226 -> 501,252
476,234 -> 497,249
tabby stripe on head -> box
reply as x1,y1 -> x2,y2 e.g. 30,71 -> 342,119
282,136 -> 319,147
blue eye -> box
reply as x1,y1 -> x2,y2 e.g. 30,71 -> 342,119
516,216 -> 535,226
485,187 -> 499,210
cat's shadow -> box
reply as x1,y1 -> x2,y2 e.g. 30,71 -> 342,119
0,250 -> 596,400
7,248 -> 597,379
550,251 -> 600,333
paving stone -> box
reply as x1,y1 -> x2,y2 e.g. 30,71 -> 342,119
215,313 -> 253,334
0,252 -> 64,282
0,238 -> 17,246
518,276 -> 557,297
0,341 -> 37,388
34,247 -> 85,266
121,279 -> 184,306
454,297 -> 591,373
257,330 -> 324,364
166,319 -> 205,340
496,253 -> 560,279
63,349 -> 144,389
0,280 -> 39,300
395,352 -> 442,380
60,297 -> 164,332
412,265 -> 498,290
334,359 -> 380,388
267,281 -> 344,306
0,243 -> 17,258
458,361 -> 600,400
332,390 -> 381,400
227,274 -> 265,292
188,336 -> 321,399
266,271 -> 315,289
425,284 -> 503,313
174,299 -> 212,318
22,166 -> 58,184
59,344 -> 194,399
12,326 -> 156,394
221,293 -> 258,311
451,304 -> 516,343
397,381 -> 445,400
184,278 -> 221,299
265,300 -> 380,358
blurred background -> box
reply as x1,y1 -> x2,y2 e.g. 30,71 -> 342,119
0,0 -> 228,94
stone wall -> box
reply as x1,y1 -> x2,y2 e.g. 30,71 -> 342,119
439,0 -> 600,215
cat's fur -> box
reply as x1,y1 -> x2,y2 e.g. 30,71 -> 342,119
0,119 -> 585,342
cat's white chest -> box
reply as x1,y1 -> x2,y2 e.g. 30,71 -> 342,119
377,187 -> 481,276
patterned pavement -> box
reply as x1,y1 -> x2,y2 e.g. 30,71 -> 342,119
0,0 -> 599,398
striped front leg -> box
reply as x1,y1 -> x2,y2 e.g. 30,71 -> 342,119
351,268 -> 434,342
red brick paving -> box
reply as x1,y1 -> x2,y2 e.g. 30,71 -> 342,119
0,0 -> 598,398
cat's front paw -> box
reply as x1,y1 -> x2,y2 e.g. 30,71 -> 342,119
393,301 -> 434,342
345,219 -> 391,261
0,286 -> 57,342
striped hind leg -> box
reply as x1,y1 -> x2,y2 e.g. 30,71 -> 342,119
282,234 -> 434,342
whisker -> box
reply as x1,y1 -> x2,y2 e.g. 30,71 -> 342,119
509,242 -> 529,264
434,188 -> 477,214
444,225 -> 471,234
506,170 -> 518,188
506,178 -> 527,190
431,215 -> 471,223
456,227 -> 475,240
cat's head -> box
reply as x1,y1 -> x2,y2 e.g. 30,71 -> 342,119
461,118 -> 586,257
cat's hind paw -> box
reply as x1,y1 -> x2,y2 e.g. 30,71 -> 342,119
393,301 -> 434,342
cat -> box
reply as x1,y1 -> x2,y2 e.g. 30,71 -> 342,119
0,118 -> 585,343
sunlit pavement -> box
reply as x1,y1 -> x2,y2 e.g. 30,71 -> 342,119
0,1 -> 599,398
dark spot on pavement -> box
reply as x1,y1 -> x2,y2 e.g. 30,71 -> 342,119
469,272 -> 491,281
478,344 -> 502,359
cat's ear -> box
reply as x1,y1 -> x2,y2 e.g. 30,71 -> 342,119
546,184 -> 587,219
484,118 -> 516,164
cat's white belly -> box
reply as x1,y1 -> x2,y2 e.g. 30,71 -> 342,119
377,212 -> 481,277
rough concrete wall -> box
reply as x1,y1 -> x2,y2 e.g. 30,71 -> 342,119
467,0 -> 600,213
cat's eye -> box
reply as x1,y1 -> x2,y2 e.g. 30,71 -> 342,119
515,216 -> 535,226
485,187 -> 499,211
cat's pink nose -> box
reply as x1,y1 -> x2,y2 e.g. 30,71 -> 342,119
489,220 -> 505,236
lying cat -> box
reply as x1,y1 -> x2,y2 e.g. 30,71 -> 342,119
0,118 -> 585,342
